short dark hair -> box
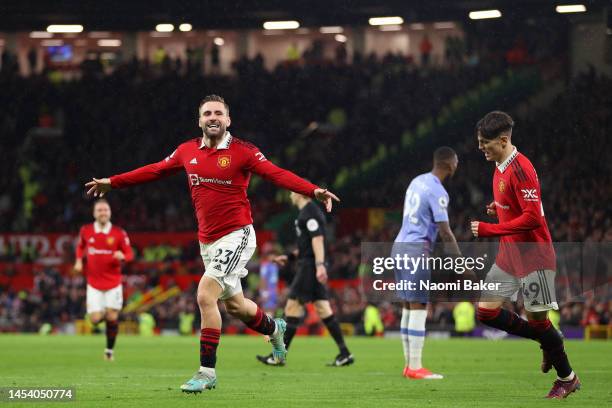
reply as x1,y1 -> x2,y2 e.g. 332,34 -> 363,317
433,146 -> 457,163
198,94 -> 230,115
93,198 -> 109,208
476,111 -> 514,140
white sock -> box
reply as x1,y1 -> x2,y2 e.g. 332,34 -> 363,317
408,309 -> 427,370
105,348 -> 113,354
400,308 -> 410,366
559,371 -> 575,381
199,366 -> 216,377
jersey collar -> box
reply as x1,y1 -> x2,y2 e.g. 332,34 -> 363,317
496,147 -> 518,173
94,221 -> 112,234
199,132 -> 233,150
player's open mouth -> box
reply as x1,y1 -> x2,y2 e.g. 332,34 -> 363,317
206,124 -> 220,129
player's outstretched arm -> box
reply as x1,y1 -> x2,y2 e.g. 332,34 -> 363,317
314,188 -> 340,213
85,178 -> 112,197
246,147 -> 340,210
86,148 -> 184,197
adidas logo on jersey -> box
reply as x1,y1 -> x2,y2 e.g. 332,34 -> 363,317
190,158 -> 198,165
213,264 -> 222,271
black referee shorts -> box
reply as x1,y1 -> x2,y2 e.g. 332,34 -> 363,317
288,259 -> 329,303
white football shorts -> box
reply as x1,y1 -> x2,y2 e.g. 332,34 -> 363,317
481,263 -> 558,312
86,284 -> 123,314
199,225 -> 257,300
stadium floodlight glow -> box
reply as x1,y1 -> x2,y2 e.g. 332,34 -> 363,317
213,37 -> 225,46
320,26 -> 343,34
30,31 -> 54,38
434,22 -> 456,29
179,23 -> 193,32
88,31 -> 111,38
97,39 -> 122,47
410,23 -> 425,30
555,5 -> 586,13
469,10 -> 502,20
334,34 -> 347,43
263,20 -> 300,30
47,25 -> 83,33
368,16 -> 404,26
379,25 -> 402,31
155,24 -> 175,32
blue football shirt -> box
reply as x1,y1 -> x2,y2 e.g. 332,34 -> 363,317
394,172 -> 449,247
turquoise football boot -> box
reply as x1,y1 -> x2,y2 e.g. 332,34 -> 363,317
180,371 -> 217,393
269,318 -> 287,364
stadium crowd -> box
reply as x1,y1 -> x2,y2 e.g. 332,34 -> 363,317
0,54 -> 502,234
0,25 -> 610,334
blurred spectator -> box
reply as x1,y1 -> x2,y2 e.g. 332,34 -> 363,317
138,312 -> 156,336
452,302 -> 476,336
419,35 -> 433,66
363,303 -> 384,336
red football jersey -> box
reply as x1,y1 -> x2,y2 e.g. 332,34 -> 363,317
478,148 -> 556,277
110,133 -> 320,243
76,222 -> 134,290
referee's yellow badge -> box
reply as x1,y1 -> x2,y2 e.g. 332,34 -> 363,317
218,155 -> 231,169
498,179 -> 506,193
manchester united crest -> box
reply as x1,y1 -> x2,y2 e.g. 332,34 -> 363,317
107,237 -> 115,245
498,179 -> 506,193
217,155 -> 231,169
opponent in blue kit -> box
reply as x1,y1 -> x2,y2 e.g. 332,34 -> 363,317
393,147 -> 461,379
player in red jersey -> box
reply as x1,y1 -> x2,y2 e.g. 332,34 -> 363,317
470,111 -> 580,399
84,94 -> 339,393
74,199 -> 134,361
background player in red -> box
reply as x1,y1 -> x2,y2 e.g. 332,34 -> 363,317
84,94 -> 339,394
470,111 -> 580,399
74,198 -> 134,361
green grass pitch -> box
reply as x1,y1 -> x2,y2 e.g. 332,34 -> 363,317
0,335 -> 610,407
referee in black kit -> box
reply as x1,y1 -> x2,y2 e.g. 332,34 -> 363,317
257,191 -> 354,367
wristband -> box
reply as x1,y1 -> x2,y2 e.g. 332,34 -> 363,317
315,261 -> 326,267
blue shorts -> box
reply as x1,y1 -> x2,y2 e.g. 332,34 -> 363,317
392,243 -> 431,303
